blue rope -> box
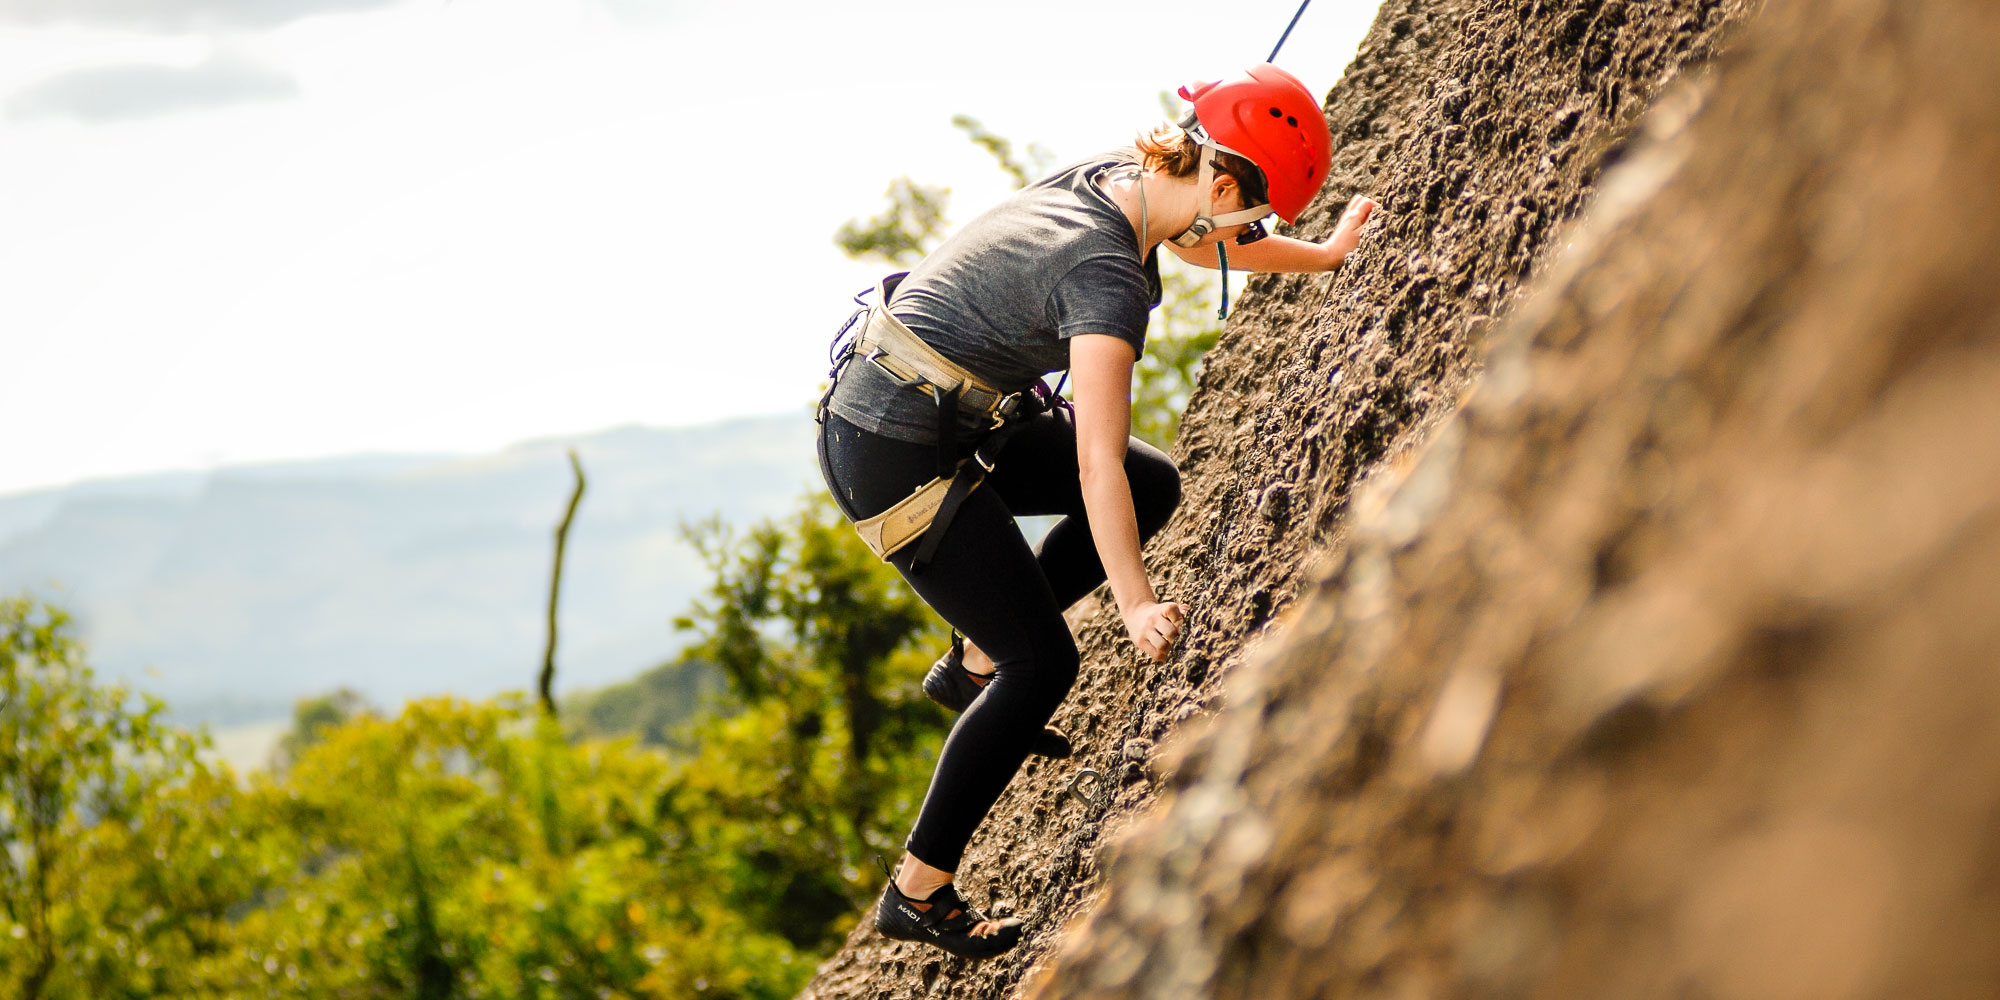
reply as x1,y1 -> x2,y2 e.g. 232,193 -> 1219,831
1216,242 -> 1231,320
1267,0 -> 1313,63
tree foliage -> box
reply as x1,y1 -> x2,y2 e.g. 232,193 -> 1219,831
272,686 -> 372,770
831,176 -> 950,269
1,557 -> 946,1000
1131,259 -> 1225,449
949,114 -> 1053,189
561,658 -> 724,751
666,498 -> 949,949
1,597 -> 210,1000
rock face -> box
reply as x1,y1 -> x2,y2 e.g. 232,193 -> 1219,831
1025,0 -> 2000,997
803,0 -> 2000,996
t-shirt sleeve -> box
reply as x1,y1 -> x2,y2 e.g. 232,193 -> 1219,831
1048,254 -> 1150,358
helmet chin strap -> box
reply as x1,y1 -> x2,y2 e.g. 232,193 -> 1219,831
1167,135 -> 1271,320
1169,138 -> 1274,249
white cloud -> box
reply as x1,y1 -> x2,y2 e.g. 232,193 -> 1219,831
0,0 -> 396,32
7,52 -> 298,122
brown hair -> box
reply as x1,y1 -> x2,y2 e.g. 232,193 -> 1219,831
1134,123 -> 1270,207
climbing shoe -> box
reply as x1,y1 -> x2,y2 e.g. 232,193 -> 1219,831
922,633 -> 987,712
924,634 -> 1073,758
875,878 -> 1023,961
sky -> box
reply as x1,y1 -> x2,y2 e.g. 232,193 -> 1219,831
0,0 -> 1381,498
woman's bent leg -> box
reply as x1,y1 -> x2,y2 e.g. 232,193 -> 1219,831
889,488 -> 1078,872
820,414 -> 1080,873
986,413 -> 1182,610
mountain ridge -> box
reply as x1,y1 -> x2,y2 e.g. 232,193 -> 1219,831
0,412 -> 815,725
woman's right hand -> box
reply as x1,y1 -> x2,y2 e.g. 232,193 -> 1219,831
1123,600 -> 1186,662
1321,194 -> 1380,268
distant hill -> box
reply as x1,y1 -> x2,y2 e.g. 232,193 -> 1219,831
0,414 -> 816,726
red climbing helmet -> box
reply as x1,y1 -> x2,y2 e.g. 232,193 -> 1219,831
1178,63 -> 1333,223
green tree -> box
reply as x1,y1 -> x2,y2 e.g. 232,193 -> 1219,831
831,176 -> 950,268
0,595 -> 216,1000
949,114 -> 1053,189
561,656 -> 725,750
1131,258 -> 1224,449
196,692 -> 812,1000
273,685 -> 373,769
1,594 -> 834,999
666,496 -> 948,952
1,564 -> 945,1000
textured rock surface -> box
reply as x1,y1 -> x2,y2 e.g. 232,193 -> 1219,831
1031,0 -> 2000,997
798,1 -> 1761,997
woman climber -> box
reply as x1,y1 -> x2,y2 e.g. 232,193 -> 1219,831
815,63 -> 1378,960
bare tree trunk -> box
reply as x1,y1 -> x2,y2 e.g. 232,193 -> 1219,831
540,449 -> 586,718
23,809 -> 53,1000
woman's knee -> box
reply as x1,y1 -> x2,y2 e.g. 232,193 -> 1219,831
1130,451 -> 1182,537
1042,632 -> 1081,694
992,626 -> 1080,706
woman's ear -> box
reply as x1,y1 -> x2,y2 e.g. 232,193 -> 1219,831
1210,174 -> 1242,211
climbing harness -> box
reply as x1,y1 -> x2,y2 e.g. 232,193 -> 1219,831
819,274 -> 1061,570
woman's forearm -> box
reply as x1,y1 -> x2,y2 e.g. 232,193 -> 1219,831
1166,195 -> 1380,274
1079,464 -> 1154,613
1177,233 -> 1342,272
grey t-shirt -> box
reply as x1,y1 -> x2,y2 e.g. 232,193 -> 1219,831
827,150 -> 1162,445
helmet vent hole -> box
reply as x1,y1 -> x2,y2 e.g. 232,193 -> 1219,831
1287,116 -> 1298,127
1269,107 -> 1282,116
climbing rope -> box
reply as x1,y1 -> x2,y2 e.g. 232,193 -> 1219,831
1268,0 -> 1314,63
1210,0 -> 1314,321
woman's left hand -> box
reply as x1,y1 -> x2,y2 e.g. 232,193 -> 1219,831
1322,195 -> 1380,269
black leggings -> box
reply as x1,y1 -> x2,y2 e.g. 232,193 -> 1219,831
817,409 -> 1180,872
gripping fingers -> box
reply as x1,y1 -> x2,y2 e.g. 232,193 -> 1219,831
1133,632 -> 1162,661
1149,615 -> 1179,658
1128,602 -> 1187,661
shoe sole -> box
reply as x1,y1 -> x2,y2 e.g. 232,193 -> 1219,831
876,917 -> 1023,961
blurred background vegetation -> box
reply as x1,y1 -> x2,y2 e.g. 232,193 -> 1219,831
1,113 -> 1220,1000
3,498 -> 939,1000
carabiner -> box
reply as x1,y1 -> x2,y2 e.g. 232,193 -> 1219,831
1066,768 -> 1105,808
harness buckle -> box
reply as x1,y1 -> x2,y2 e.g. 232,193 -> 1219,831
989,392 -> 1025,430
866,348 -> 932,390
